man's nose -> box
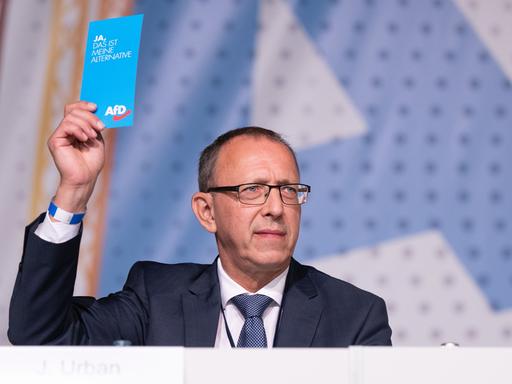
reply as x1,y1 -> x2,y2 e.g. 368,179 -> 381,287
261,187 -> 284,216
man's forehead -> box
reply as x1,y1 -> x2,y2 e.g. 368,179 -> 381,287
214,135 -> 299,180
219,135 -> 295,161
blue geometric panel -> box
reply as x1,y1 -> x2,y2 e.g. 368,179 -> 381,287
290,0 -> 512,310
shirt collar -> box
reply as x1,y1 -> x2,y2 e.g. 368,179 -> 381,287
217,258 -> 289,309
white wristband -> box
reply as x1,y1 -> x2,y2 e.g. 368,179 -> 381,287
48,200 -> 86,224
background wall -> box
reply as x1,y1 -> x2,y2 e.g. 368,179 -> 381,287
0,0 -> 511,346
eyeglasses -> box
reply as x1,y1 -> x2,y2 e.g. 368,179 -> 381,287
207,183 -> 311,205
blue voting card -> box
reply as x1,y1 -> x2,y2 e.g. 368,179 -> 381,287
80,14 -> 143,128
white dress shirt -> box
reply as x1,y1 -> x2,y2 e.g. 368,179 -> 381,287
214,258 -> 288,348
35,211 -> 81,243
35,212 -> 289,347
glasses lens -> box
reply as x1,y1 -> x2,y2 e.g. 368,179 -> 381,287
280,184 -> 308,205
238,184 -> 268,204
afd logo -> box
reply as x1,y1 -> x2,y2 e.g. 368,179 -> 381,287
105,105 -> 132,121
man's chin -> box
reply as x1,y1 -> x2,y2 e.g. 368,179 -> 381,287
248,251 -> 291,271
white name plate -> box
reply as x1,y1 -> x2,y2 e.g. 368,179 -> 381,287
0,346 -> 184,384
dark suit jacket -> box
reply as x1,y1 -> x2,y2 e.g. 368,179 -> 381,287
8,214 -> 392,346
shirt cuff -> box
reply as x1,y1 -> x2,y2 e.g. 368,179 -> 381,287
34,211 -> 81,243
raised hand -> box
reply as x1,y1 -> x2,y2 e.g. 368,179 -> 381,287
48,101 -> 106,213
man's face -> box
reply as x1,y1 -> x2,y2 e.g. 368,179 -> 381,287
211,135 -> 301,279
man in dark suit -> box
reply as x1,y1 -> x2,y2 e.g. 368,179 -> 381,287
9,102 -> 391,347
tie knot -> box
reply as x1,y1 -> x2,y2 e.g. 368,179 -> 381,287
231,294 -> 273,319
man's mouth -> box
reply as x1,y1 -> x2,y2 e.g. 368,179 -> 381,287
254,229 -> 286,237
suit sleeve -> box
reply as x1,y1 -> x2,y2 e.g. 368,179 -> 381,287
8,214 -> 149,345
354,295 -> 392,346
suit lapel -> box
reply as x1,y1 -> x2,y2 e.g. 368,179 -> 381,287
274,259 -> 323,347
182,261 -> 221,347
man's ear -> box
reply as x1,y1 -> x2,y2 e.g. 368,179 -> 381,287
191,192 -> 217,233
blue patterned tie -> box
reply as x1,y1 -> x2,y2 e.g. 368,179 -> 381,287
231,293 -> 273,348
